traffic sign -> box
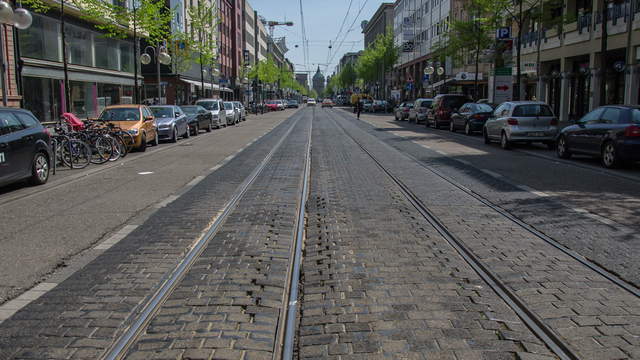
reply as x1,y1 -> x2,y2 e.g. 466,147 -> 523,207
496,27 -> 511,39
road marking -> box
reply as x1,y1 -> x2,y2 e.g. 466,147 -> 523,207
185,175 -> 205,188
517,185 -> 550,197
480,169 -> 503,178
94,225 -> 139,250
456,159 -> 471,166
571,207 -> 617,226
154,195 -> 179,209
435,150 -> 448,155
210,164 -> 222,171
138,171 -> 154,175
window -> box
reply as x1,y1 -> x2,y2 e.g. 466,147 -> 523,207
95,36 -> 119,71
632,109 -> 640,124
600,107 -> 623,124
100,107 -> 140,121
67,24 -> 92,66
18,13 -> 60,61
120,42 -> 134,72
578,108 -> 603,124
512,104 -> 553,117
0,112 -> 25,133
13,112 -> 39,128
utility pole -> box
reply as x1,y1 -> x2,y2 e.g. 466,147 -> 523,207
60,0 -> 70,112
599,0 -> 609,105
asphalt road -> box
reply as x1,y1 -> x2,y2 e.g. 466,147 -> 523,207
0,109 -> 296,304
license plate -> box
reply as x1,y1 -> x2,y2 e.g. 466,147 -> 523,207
528,132 -> 544,137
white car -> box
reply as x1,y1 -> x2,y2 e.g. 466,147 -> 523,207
307,99 -> 316,106
195,99 -> 226,128
484,101 -> 558,150
223,101 -> 239,125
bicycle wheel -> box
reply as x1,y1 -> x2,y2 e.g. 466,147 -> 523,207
118,131 -> 135,154
112,134 -> 128,158
60,139 -> 91,169
90,135 -> 114,164
108,135 -> 122,162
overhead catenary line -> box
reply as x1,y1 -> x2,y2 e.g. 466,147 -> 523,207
327,0 -> 370,73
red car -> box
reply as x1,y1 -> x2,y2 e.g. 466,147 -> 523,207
265,100 -> 279,111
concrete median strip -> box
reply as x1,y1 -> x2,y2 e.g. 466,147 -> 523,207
94,225 -> 139,250
0,282 -> 57,321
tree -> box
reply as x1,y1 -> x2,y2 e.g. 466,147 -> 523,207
355,29 -> 398,98
188,0 -> 219,97
339,62 -> 357,90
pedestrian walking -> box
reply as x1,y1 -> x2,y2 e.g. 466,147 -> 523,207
356,100 -> 363,119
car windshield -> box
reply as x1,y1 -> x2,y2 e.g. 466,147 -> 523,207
180,106 -> 199,115
512,104 -> 554,117
420,101 -> 432,108
266,101 -> 276,104
442,97 -> 468,109
632,109 -> 640,124
224,102 -> 233,110
196,101 -> 219,110
289,100 -> 298,104
407,103 -> 414,108
99,108 -> 140,121
475,104 -> 494,112
150,107 -> 175,118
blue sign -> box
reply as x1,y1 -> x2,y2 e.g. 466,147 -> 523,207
423,74 -> 430,82
496,27 -> 511,39
406,83 -> 414,91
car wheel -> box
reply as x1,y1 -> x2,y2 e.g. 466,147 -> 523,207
464,122 -> 471,135
139,134 -> 147,152
395,114 -> 399,121
449,121 -> 455,132
483,128 -> 491,144
500,131 -> 511,150
602,141 -> 621,168
30,151 -> 50,185
193,124 -> 199,136
184,126 -> 190,139
556,136 -> 571,159
206,121 -> 212,132
170,127 -> 178,143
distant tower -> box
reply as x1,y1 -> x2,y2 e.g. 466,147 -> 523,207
312,66 -> 325,96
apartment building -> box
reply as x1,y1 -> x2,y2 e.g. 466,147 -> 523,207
363,3 -> 395,98
518,0 -> 640,122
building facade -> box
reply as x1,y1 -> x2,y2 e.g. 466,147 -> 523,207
295,73 -> 309,90
337,51 -> 361,74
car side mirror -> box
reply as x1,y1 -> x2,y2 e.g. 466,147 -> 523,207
175,112 -> 181,117
144,116 -> 154,121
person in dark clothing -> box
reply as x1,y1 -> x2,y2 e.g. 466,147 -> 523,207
356,100 -> 363,119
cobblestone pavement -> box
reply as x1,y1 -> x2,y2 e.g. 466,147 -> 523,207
0,111 -> 307,359
328,109 -> 640,360
124,110 -> 311,359
345,110 -> 640,287
298,110 -> 557,359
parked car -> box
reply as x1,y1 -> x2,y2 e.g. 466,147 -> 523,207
477,99 -> 498,109
450,103 -> 494,135
427,94 -> 471,128
556,105 -> 640,168
276,100 -> 286,111
362,99 -> 374,112
371,100 -> 389,113
265,100 -> 280,111
150,105 -> 189,143
287,100 -> 299,108
0,108 -> 52,187
99,105 -> 159,151
195,99 -> 226,128
409,98 -> 433,124
307,99 -> 316,106
394,102 -> 414,121
181,105 -> 213,135
321,99 -> 334,108
233,102 -> 247,121
223,102 -> 239,125
483,101 -> 558,150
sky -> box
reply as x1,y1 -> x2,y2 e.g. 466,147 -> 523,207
250,0 -> 386,78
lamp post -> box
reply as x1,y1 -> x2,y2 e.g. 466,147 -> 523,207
140,43 -> 171,104
0,1 -> 32,107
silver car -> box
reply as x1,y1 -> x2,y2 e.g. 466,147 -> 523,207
195,99 -> 226,128
483,101 -> 558,150
223,102 -> 239,125
409,98 -> 433,124
233,101 -> 246,121
149,105 -> 189,142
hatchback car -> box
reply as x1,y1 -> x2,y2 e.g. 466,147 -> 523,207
394,102 -> 414,121
181,105 -> 213,135
223,102 -> 239,125
287,100 -> 299,108
98,105 -> 159,151
321,99 -> 334,108
233,102 -> 247,121
483,101 -> 558,150
0,108 -> 52,187
556,105 -> 640,168
307,99 -> 316,106
450,103 -> 494,135
427,94 -> 471,128
195,99 -> 226,128
409,99 -> 433,124
150,105 -> 189,143
265,100 -> 280,111
276,100 -> 286,111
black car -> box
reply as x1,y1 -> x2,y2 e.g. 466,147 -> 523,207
287,100 -> 299,108
427,94 -> 472,129
450,103 -> 494,135
181,105 -> 213,135
0,108 -> 52,187
556,105 -> 640,168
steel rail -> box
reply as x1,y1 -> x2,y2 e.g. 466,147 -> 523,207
326,110 -> 580,360
101,115 -> 302,360
278,110 -> 313,360
335,109 -> 640,298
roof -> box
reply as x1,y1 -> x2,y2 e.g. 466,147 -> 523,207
362,3 -> 394,34
105,104 -> 145,109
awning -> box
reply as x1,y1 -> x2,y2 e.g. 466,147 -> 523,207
431,77 -> 455,88
181,78 -> 219,90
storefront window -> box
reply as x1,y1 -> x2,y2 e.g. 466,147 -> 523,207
70,81 -> 97,118
67,24 -> 92,66
97,83 -> 121,114
18,14 -> 60,62
120,42 -> 134,73
95,36 -> 120,71
22,77 -> 62,123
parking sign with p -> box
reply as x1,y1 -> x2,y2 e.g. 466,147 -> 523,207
496,27 -> 511,39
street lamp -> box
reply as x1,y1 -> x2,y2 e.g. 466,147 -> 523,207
140,43 -> 171,104
0,1 -> 32,106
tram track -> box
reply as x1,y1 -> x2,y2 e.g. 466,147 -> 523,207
325,109 -> 640,360
99,112 -> 312,360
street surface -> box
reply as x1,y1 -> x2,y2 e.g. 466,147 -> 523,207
0,107 -> 638,359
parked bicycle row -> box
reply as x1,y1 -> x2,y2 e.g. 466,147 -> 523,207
0,99 -> 252,189
392,94 -> 640,169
